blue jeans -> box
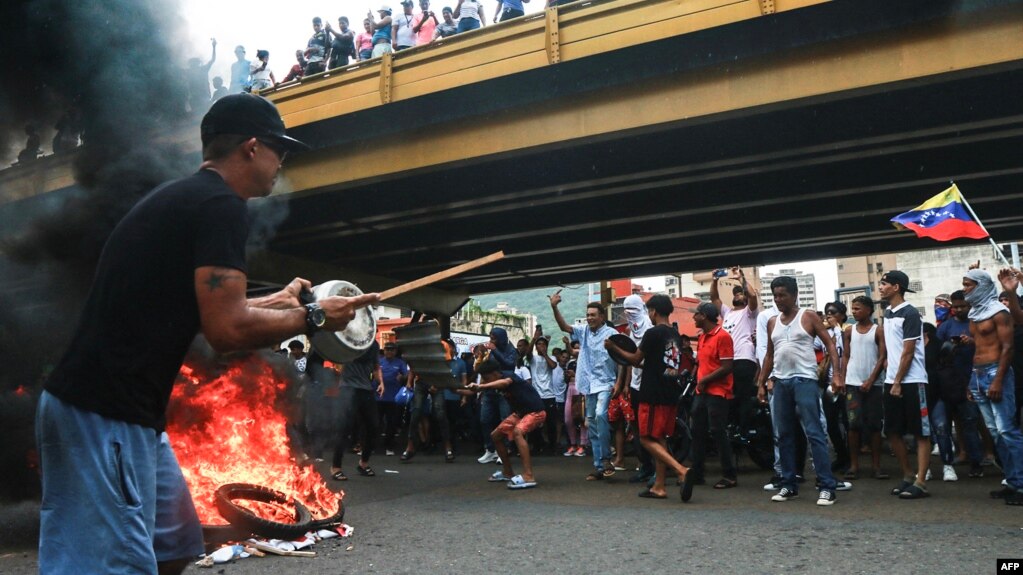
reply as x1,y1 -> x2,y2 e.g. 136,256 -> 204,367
970,364 -> 1023,490
457,17 -> 481,33
585,390 -> 611,470
37,392 -> 203,573
771,377 -> 837,492
930,397 -> 983,466
480,390 -> 511,451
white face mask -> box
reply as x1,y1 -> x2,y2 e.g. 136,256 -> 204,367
964,270 -> 1007,322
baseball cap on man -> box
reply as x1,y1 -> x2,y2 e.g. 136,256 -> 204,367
880,270 -> 916,293
378,4 -> 393,13
200,93 -> 310,152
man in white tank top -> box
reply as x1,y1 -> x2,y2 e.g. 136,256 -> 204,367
841,295 -> 887,479
757,276 -> 845,506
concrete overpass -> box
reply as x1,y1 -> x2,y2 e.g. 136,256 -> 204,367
3,0 -> 1022,313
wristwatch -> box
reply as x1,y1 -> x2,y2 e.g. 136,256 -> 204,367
304,302 -> 327,334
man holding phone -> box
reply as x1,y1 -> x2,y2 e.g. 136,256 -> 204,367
935,290 -> 986,478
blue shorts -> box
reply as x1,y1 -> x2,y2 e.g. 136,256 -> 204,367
37,391 -> 204,574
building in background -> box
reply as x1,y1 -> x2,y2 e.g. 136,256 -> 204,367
664,268 -> 762,302
451,299 -> 536,343
760,269 -> 817,311
837,244 -> 1005,322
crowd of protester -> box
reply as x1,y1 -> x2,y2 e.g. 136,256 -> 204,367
283,263 -> 1023,506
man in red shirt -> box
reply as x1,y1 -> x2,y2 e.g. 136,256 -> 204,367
689,301 -> 737,489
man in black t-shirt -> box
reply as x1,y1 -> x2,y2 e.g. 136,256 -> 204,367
37,94 -> 379,575
469,359 -> 546,489
606,295 -> 691,502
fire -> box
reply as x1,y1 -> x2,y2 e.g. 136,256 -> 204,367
166,355 -> 341,525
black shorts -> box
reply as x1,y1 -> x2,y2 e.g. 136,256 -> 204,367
883,382 -> 930,437
846,385 -> 883,433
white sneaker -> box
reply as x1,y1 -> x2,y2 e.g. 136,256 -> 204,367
931,444 -> 940,456
816,490 -> 836,506
496,456 -> 503,465
943,465 -> 958,482
925,468 -> 933,481
835,481 -> 853,491
477,450 -> 498,464
385,450 -> 395,456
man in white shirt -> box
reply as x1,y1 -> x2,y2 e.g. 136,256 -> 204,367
711,267 -> 759,437
528,330 -> 559,453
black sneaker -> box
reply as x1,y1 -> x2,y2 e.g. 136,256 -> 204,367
771,487 -> 798,502
816,490 -> 836,506
990,486 -> 1015,499
1006,490 -> 1023,506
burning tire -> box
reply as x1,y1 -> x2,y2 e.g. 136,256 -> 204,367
308,500 -> 345,530
214,483 -> 314,540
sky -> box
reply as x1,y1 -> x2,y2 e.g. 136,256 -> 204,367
180,0 -> 544,84
637,258 -> 840,309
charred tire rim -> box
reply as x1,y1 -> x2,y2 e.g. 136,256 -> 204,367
214,483 -> 314,540
308,500 -> 345,530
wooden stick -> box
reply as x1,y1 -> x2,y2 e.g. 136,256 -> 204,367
378,251 -> 505,301
246,541 -> 316,557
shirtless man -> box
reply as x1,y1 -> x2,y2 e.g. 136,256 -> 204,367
964,269 -> 1023,505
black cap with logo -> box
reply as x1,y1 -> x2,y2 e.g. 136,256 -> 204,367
200,93 -> 310,152
880,270 -> 916,293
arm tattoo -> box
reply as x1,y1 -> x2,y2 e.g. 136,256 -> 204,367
205,271 -> 240,292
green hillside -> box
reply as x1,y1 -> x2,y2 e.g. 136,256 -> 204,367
471,283 -> 597,341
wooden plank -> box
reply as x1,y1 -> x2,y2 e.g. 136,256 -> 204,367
378,251 -> 505,301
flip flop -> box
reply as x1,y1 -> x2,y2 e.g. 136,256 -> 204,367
400,451 -> 415,462
489,471 -> 512,482
507,475 -> 537,490
586,471 -> 604,481
638,489 -> 667,499
891,479 -> 911,495
357,465 -> 375,477
331,470 -> 348,481
680,473 -> 694,503
713,478 -> 738,489
873,470 -> 890,480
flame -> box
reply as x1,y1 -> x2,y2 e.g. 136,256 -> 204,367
166,356 -> 341,525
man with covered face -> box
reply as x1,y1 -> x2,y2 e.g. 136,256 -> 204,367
963,268 -> 1023,505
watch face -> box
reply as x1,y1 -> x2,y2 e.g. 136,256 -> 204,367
313,308 -> 327,327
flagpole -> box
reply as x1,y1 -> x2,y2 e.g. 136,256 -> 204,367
953,182 -> 1012,267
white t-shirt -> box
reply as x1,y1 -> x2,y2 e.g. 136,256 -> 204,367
755,306 -> 780,367
883,302 -> 927,384
393,12 -> 416,46
530,353 -> 555,399
514,365 -> 531,383
551,365 -> 567,402
721,303 -> 758,362
459,0 -> 481,20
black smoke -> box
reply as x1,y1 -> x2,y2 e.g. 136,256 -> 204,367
0,0 -> 194,502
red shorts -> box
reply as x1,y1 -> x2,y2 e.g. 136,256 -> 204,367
495,411 -> 546,440
607,395 -> 635,423
637,403 -> 675,438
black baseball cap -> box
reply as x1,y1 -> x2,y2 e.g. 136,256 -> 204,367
880,270 -> 915,293
200,93 -> 310,152
690,301 -> 719,321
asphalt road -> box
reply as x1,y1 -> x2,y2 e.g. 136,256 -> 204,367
2,450 -> 1021,575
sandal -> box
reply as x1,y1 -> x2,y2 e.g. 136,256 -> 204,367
638,489 -> 667,499
844,470 -> 858,480
873,470 -> 890,480
713,478 -> 738,489
400,451 -> 415,462
357,465 -> 376,477
585,471 -> 604,481
331,470 -> 348,481
898,483 -> 930,499
602,462 -> 616,478
890,479 -> 912,495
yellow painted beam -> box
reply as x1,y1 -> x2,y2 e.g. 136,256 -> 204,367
280,4 -> 1023,194
269,0 -> 832,127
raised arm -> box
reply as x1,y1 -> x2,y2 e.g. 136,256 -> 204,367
195,266 -> 378,353
739,267 -> 758,311
998,268 -> 1023,325
549,290 -> 573,333
710,274 -> 722,309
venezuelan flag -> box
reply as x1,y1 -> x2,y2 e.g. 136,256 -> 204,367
890,184 -> 989,241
